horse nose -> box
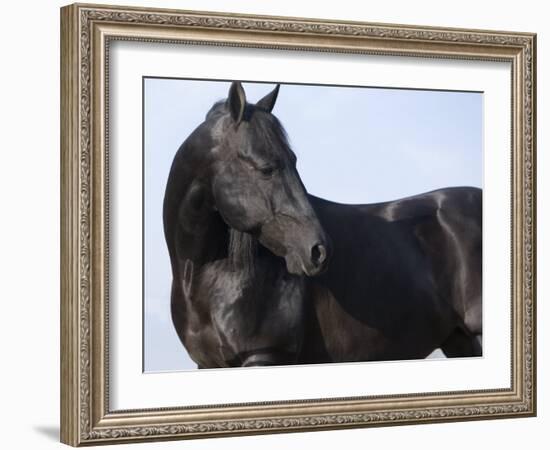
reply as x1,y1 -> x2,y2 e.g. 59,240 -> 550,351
311,243 -> 327,268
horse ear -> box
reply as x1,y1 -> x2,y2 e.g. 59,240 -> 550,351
227,81 -> 246,124
256,84 -> 280,113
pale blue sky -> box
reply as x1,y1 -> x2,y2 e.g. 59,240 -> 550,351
144,78 -> 482,372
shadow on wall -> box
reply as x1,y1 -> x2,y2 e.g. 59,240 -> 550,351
33,426 -> 59,442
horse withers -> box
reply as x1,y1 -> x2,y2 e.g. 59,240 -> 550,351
163,81 -> 482,368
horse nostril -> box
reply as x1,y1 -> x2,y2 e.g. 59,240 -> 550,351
311,243 -> 327,267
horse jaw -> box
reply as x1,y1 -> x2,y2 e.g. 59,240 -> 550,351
284,250 -> 326,277
284,251 -> 306,276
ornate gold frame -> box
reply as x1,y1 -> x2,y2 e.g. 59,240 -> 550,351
60,3 -> 536,446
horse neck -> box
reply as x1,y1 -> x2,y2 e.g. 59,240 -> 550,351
163,128 -> 223,267
164,177 -> 225,268
171,191 -> 268,289
164,153 -> 261,278
174,201 -> 260,277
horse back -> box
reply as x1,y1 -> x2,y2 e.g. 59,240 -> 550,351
342,186 -> 481,322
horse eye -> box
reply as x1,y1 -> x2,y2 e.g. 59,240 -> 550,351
259,166 -> 275,177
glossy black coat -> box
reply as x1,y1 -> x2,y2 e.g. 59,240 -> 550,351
163,82 -> 482,368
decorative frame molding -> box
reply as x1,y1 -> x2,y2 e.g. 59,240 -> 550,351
60,3 -> 536,446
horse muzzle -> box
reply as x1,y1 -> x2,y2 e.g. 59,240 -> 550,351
258,216 -> 331,277
284,239 -> 330,277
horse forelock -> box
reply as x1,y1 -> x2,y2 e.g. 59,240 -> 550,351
205,100 -> 294,164
251,111 -> 289,147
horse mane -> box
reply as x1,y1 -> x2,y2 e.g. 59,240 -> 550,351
228,228 -> 258,277
205,99 -> 291,152
205,100 -> 226,121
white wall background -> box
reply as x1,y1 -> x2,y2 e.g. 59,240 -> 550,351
0,0 -> 545,449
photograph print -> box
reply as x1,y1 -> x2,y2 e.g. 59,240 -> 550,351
144,78 -> 482,372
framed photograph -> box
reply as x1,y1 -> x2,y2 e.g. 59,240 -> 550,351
60,3 -> 537,446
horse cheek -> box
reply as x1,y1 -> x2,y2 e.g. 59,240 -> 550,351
213,170 -> 269,231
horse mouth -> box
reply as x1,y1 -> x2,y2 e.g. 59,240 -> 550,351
301,262 -> 328,277
285,252 -> 328,277
257,221 -> 330,277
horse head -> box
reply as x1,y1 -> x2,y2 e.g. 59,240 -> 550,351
203,81 -> 330,276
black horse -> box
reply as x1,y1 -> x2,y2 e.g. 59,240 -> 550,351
163,81 -> 482,368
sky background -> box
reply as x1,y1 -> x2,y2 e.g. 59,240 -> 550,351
144,78 -> 482,372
